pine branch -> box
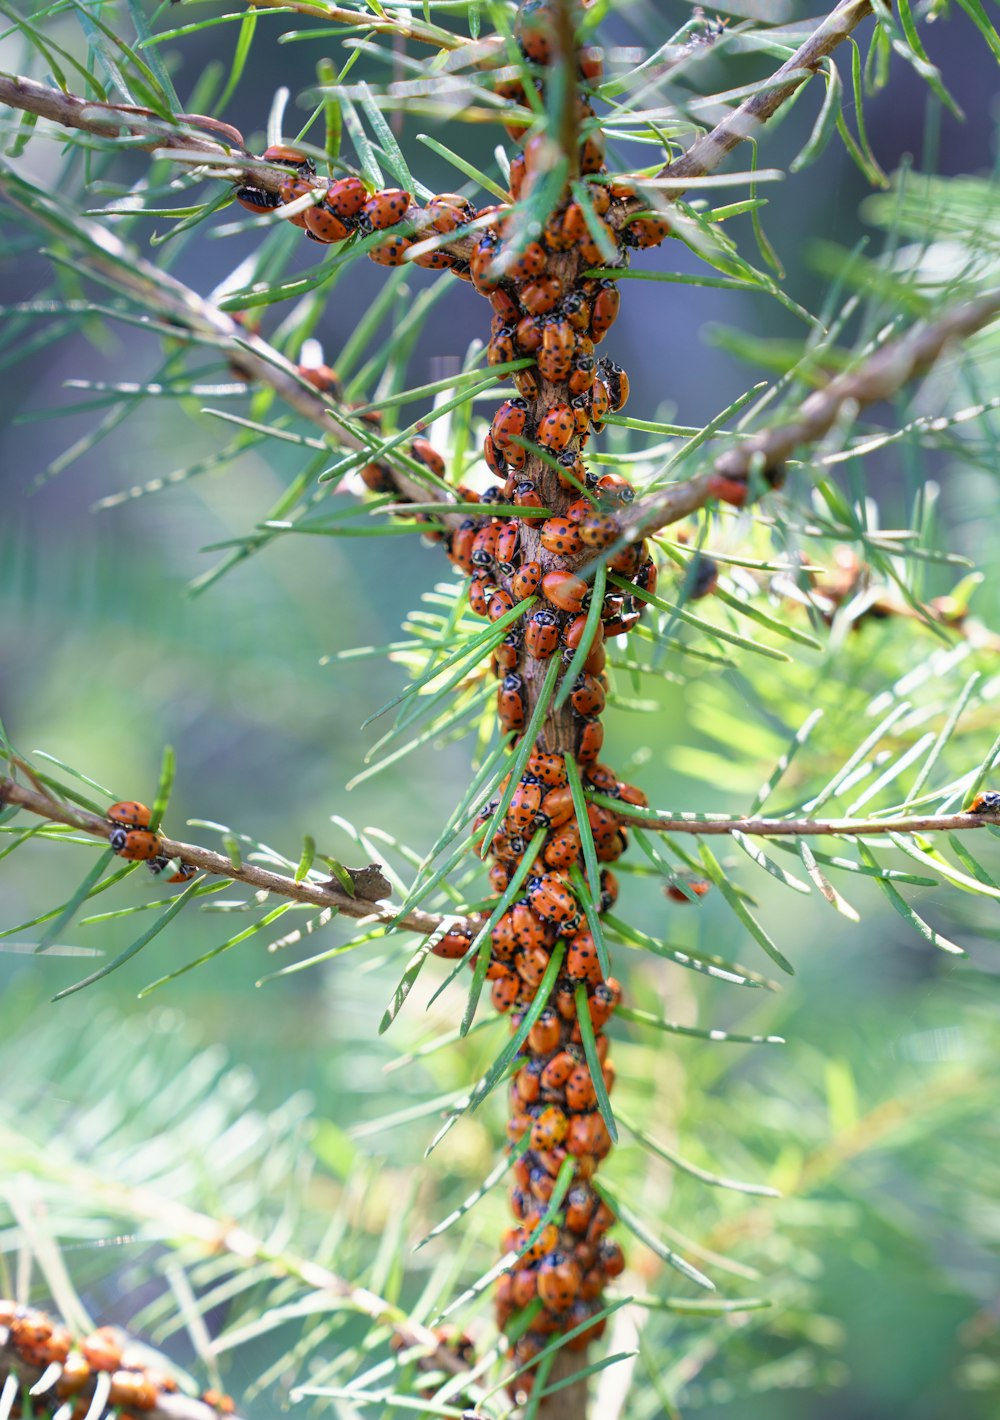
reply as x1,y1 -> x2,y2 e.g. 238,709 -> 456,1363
0,162 -> 463,516
651,0 -> 877,193
606,805 -> 1000,838
627,289 -> 1000,536
0,778 -> 458,937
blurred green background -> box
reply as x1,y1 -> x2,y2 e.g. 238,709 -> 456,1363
1,1 -> 999,1416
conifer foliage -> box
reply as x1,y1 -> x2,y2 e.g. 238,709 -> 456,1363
1,0 -> 999,1415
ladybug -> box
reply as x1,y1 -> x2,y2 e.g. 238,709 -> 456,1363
562,290 -> 592,332
514,1057 -> 545,1104
360,187 -> 412,231
541,570 -> 589,615
277,173 -> 314,227
527,749 -> 567,787
563,615 -> 606,674
108,1372 -> 159,1411
570,393 -> 592,437
491,287 -> 521,323
506,241 -> 548,282
411,437 -> 445,478
513,479 -> 544,509
519,277 -> 563,317
596,471 -> 635,505
299,362 -> 341,395
512,560 -> 543,601
425,191 -> 476,231
369,234 -> 413,265
540,317 -> 575,369
430,927 -> 473,961
540,516 -> 584,556
495,630 -> 522,667
565,1062 -> 598,1112
108,800 -> 152,829
617,781 -> 649,809
508,152 -> 528,201
576,717 -> 604,763
590,378 -> 611,431
540,784 -> 575,829
148,856 -> 198,884
304,201 -> 351,244
491,967 -> 520,1013
569,352 -> 597,396
544,823 -> 583,871
495,519 -> 521,574
471,522 -> 500,568
588,978 -> 620,1029
515,943 -> 551,988
586,762 -> 618,793
590,280 -> 620,342
528,1007 -> 562,1055
510,1267 -> 538,1309
707,471 -> 750,507
235,185 -> 280,215
109,827 -> 164,861
528,1164 -> 557,1203
514,366 -> 542,401
488,589 -> 515,622
570,673 -> 606,716
488,325 -> 517,368
624,213 -> 672,248
539,1050 -> 576,1091
514,313 -> 544,355
530,1104 -> 568,1151
525,609 -> 561,659
537,1251 -> 582,1312
536,404 -> 575,453
468,570 -> 494,618
492,398 -> 530,452
529,873 -> 577,925
578,511 -> 618,548
470,235 -> 502,294
82,1327 -> 124,1373
326,175 -> 367,218
599,357 -> 629,411
483,432 -> 507,480
262,144 -> 314,172
579,133 -> 606,175
448,518 -> 477,573
565,1184 -> 596,1234
508,778 -> 544,833
511,903 -> 550,952
515,0 -> 555,64
597,1239 -> 626,1278
566,931 -> 602,984
969,791 -> 1000,814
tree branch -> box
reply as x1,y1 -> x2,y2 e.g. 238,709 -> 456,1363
606,804 -> 999,838
626,289 -> 1000,537
651,0 -> 876,193
0,157 -> 466,517
0,778 -> 461,938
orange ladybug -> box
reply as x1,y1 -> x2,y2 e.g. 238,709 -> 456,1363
541,570 -> 589,615
360,187 -> 412,230
107,801 -> 152,829
110,827 -> 164,861
536,404 -> 575,453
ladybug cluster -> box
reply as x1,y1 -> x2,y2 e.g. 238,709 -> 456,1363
106,801 -> 196,883
431,751 -> 645,1400
224,0 -> 682,1397
0,1302 -> 235,1417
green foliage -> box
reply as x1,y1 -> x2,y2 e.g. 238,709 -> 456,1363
1,0 -> 999,1416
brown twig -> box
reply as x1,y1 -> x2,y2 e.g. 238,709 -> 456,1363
606,804 -> 999,838
628,289 -> 1000,537
651,0 -> 877,193
0,161 -> 467,519
0,778 -> 461,937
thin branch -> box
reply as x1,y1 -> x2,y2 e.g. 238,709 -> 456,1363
628,289 -> 1000,536
0,160 -> 464,517
0,778 -> 461,937
608,805 -> 1000,837
653,0 -> 876,192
